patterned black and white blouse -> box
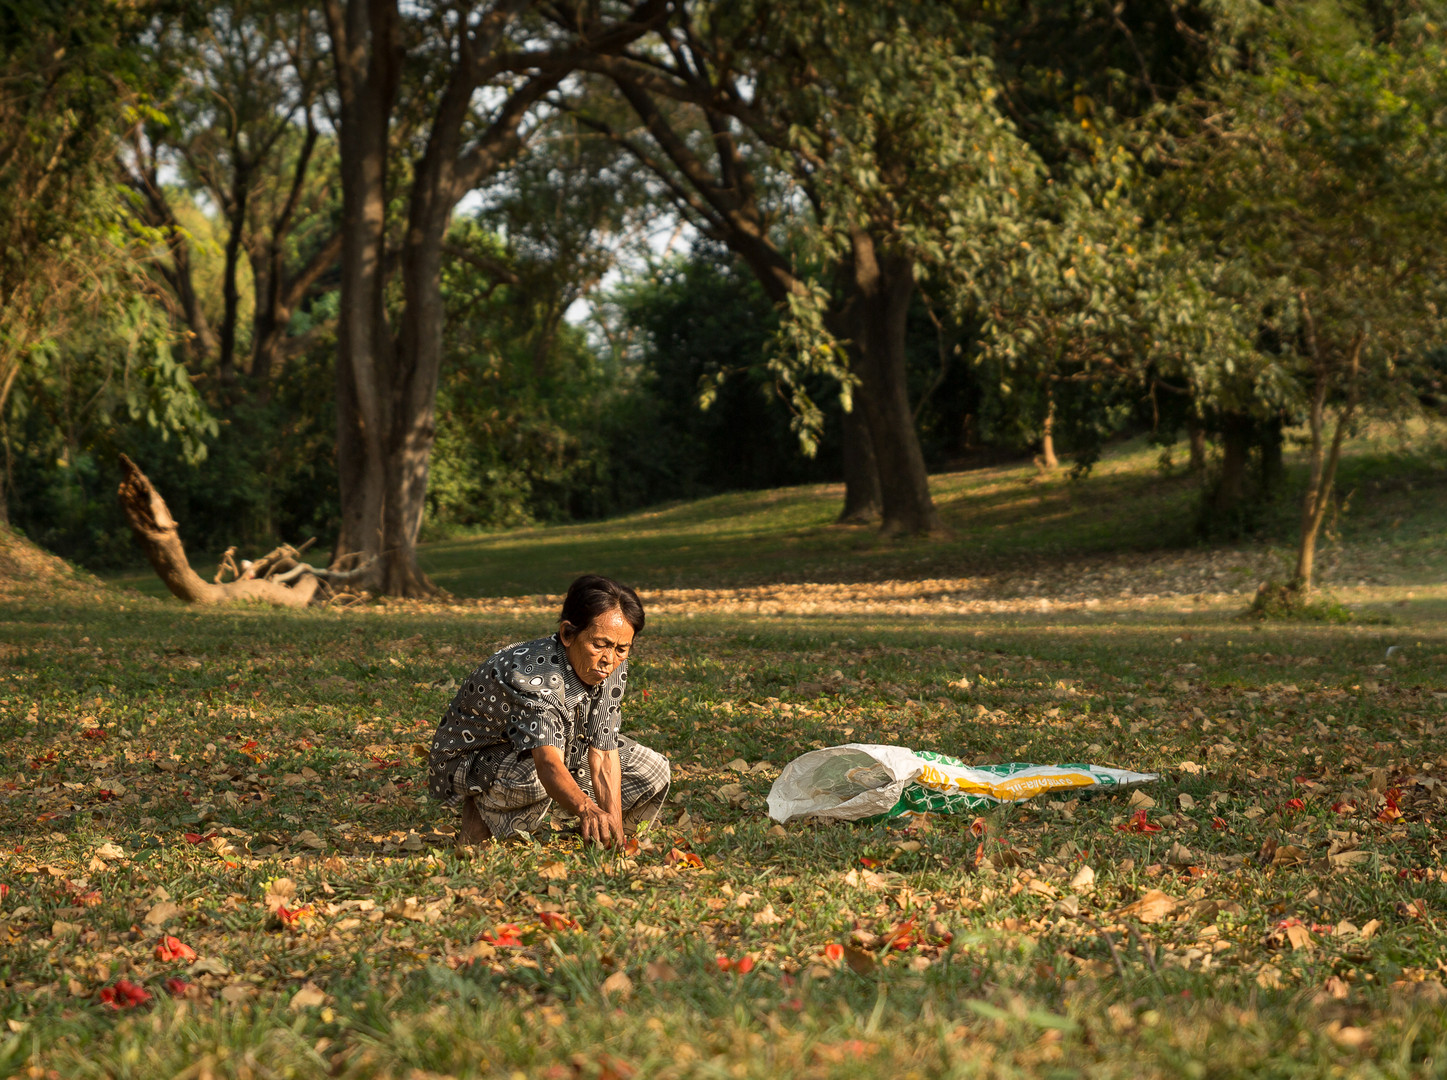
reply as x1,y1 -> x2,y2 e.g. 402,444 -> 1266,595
427,633 -> 628,804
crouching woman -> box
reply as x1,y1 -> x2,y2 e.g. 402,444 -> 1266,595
427,575 -> 670,847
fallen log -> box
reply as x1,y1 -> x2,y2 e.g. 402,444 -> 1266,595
117,454 -> 327,608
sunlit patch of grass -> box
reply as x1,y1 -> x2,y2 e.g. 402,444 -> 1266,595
2,570 -> 1446,1075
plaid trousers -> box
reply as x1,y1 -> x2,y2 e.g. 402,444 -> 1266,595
450,738 -> 670,839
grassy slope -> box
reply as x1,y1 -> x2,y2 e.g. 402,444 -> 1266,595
5,426 -> 1445,1078
107,426 -> 1447,600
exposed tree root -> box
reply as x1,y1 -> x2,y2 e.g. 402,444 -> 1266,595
117,454 -> 370,608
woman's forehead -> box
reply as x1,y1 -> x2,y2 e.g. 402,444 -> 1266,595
588,608 -> 635,640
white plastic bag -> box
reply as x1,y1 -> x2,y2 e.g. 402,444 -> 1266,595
766,743 -> 1158,824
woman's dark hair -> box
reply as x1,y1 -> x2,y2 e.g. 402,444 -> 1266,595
560,574 -> 644,637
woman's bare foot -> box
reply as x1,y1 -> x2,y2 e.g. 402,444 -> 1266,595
459,796 -> 493,844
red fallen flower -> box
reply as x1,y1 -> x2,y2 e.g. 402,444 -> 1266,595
0,884 -> 8,901
665,848 -> 704,869
1282,798 -> 1305,813
881,918 -> 921,951
155,936 -> 197,962
165,977 -> 190,997
370,755 -> 401,769
30,750 -> 58,768
1399,867 -> 1428,881
275,903 -> 315,927
1378,788 -> 1403,823
82,728 -> 107,740
859,857 -> 881,869
970,818 -> 988,839
239,740 -> 259,752
1211,816 -> 1228,830
1332,800 -> 1357,815
622,836 -> 640,856
183,831 -> 220,844
97,789 -> 116,802
98,979 -> 152,1010
1117,810 -> 1162,834
537,910 -> 579,932
824,943 -> 845,962
716,954 -> 755,974
481,923 -> 525,948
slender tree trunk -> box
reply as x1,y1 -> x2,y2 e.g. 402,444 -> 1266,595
217,167 -> 251,388
846,230 -> 940,535
1040,388 -> 1059,469
1293,353 -> 1359,593
1186,414 -> 1206,472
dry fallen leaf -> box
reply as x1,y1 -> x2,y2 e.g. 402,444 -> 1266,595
1025,878 -> 1057,899
143,901 -> 183,927
263,878 -> 297,912
1285,923 -> 1314,951
1069,865 -> 1096,893
842,945 -> 876,976
1166,842 -> 1194,865
93,842 -> 126,862
289,984 -> 327,1011
1272,845 -> 1307,867
1115,889 -> 1177,925
1127,790 -> 1156,810
715,783 -> 747,807
752,904 -> 784,927
601,971 -> 633,1001
538,861 -> 569,881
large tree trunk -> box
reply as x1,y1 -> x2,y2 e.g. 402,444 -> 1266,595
117,455 -> 319,607
326,0 -> 402,585
845,231 -> 941,535
837,404 -> 882,523
1211,411 -> 1254,518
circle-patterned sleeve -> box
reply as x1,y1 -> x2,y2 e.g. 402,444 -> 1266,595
586,661 -> 626,753
500,663 -> 569,755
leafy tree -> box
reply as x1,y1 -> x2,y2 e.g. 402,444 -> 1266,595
321,0 -> 666,595
574,0 -> 1048,534
121,0 -> 340,393
0,0 -> 215,526
1174,0 -> 1447,592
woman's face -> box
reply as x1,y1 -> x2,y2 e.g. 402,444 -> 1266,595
561,606 -> 635,686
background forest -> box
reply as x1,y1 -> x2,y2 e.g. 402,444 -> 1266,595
1,0 -> 1443,595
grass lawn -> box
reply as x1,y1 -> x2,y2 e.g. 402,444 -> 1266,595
5,426 -> 1446,1078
